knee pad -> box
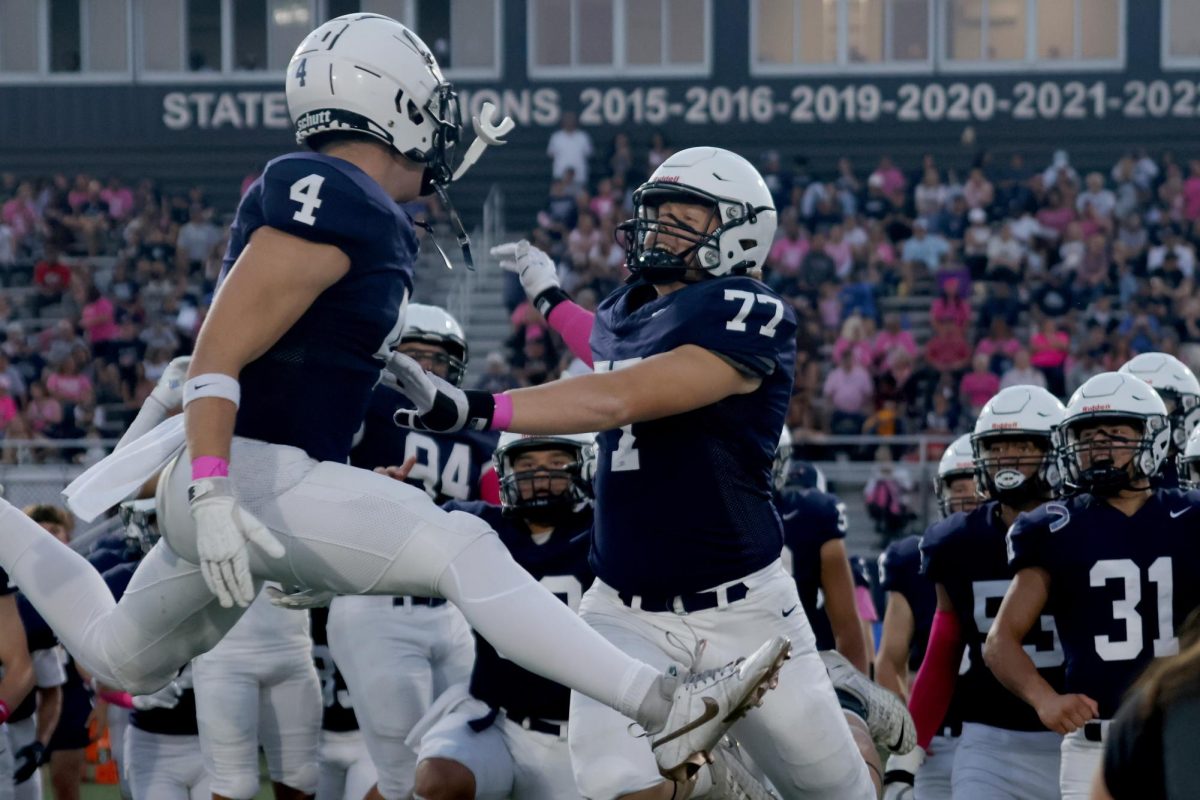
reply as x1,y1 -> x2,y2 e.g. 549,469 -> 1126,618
209,771 -> 263,800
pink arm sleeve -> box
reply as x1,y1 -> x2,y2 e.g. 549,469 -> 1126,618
546,301 -> 595,368
908,608 -> 964,749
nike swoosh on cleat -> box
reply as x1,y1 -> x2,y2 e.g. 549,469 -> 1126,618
1171,507 -> 1191,518
650,697 -> 720,750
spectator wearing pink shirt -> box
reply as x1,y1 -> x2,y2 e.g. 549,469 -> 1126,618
870,155 -> 906,198
869,312 -> 916,371
767,210 -> 808,275
45,354 -> 92,406
0,377 -> 16,430
100,178 -> 135,222
930,282 -> 971,331
1030,318 -> 1070,396
825,225 -> 854,279
1185,160 -> 1200,221
81,286 -> 119,351
960,353 -> 1001,417
24,380 -> 62,434
824,349 -> 873,435
832,316 -> 873,369
962,168 -> 995,210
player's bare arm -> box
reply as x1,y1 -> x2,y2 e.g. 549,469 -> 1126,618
186,226 -> 350,461
985,565 -> 1098,733
0,594 -> 35,714
876,591 -> 916,700
819,538 -> 871,674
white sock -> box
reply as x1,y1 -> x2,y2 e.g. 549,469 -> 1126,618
436,533 -> 660,725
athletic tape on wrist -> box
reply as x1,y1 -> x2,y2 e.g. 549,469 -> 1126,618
183,373 -> 241,408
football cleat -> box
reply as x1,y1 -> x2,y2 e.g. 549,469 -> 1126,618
707,738 -> 781,800
652,636 -> 791,781
821,650 -> 916,754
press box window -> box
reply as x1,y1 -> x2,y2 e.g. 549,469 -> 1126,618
752,0 -> 932,72
943,0 -> 1122,68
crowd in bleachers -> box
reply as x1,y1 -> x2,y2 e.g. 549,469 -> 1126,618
6,137 -> 1200,471
525,123 -> 1200,467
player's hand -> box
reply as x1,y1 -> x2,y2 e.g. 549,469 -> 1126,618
385,352 -> 494,433
132,679 -> 184,712
1036,692 -> 1099,734
188,477 -> 285,608
491,240 -> 560,301
149,355 -> 192,410
882,745 -> 924,800
12,741 -> 47,783
374,455 -> 418,483
265,584 -> 336,610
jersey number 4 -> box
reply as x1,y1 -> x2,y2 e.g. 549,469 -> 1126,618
1090,558 -> 1177,661
724,289 -> 784,336
290,174 -> 325,226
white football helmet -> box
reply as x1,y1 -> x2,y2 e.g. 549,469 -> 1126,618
971,385 -> 1065,505
398,304 -> 468,386
287,14 -> 460,183
773,426 -> 792,493
620,147 -> 777,282
935,434 -> 979,518
493,432 -> 596,522
1178,425 -> 1200,490
1055,372 -> 1170,495
1118,352 -> 1200,451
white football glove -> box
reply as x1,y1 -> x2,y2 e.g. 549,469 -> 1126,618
490,240 -> 560,300
149,356 -> 192,409
188,477 -> 285,608
265,585 -> 336,610
384,352 -> 493,433
882,745 -> 926,800
132,679 -> 184,712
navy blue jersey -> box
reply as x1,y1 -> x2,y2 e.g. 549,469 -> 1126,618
103,563 -> 198,736
1154,458 -> 1181,489
310,606 -> 358,733
351,386 -> 498,503
881,534 -> 966,730
921,502 -> 1065,731
224,152 -> 417,463
589,277 -> 797,595
1008,489 -> 1200,719
778,487 -> 847,651
9,595 -> 60,724
445,500 -> 593,723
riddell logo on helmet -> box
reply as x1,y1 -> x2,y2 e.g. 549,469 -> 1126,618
1082,404 -> 1112,412
296,110 -> 332,130
658,175 -> 681,183
991,422 -> 1019,429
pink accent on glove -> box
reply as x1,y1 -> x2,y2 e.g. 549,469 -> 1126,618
97,690 -> 135,709
547,301 -> 596,368
909,608 -> 964,749
491,394 -> 513,431
191,456 -> 230,480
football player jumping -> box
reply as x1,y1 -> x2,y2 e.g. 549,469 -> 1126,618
986,372 -> 1200,799
0,14 -> 787,788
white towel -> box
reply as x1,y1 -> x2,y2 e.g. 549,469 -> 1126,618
63,416 -> 187,521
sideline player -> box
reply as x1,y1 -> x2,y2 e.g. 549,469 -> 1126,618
910,386 -> 1067,799
0,14 -> 786,785
395,148 -> 882,798
876,434 -> 977,800
0,564 -> 34,800
986,372 -> 1200,800
1117,352 -> 1200,487
191,588 -> 321,800
8,594 -> 66,800
327,304 -> 481,800
310,607 -> 377,800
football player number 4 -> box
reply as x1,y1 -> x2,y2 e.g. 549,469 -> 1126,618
290,174 -> 325,226
1090,558 -> 1176,661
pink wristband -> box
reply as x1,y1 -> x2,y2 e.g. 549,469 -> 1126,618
191,456 -> 230,480
491,393 -> 513,431
0,699 -> 9,723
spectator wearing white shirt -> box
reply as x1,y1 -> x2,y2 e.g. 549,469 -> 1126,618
999,348 -> 1047,390
1076,172 -> 1116,218
1147,227 -> 1196,279
546,111 -> 593,186
986,221 -> 1025,282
